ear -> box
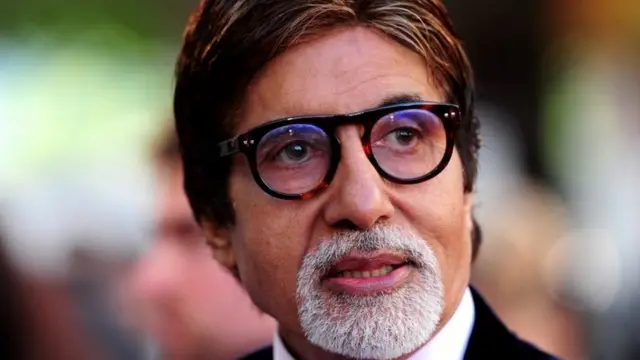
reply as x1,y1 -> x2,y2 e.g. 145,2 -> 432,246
463,192 -> 475,233
202,220 -> 238,276
463,192 -> 483,262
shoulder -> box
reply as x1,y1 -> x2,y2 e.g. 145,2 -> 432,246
465,287 -> 561,360
238,346 -> 273,360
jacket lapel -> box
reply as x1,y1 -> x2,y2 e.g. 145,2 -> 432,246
464,287 -> 557,359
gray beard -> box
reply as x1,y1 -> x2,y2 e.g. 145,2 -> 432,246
296,225 -> 444,360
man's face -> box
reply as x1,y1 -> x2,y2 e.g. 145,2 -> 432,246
209,26 -> 474,359
127,161 -> 275,359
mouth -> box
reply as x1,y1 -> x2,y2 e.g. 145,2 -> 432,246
322,252 -> 416,295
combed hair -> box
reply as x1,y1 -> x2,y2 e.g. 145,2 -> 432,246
173,0 -> 481,256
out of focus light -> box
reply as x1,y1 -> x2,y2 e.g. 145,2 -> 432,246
546,229 -> 622,312
0,32 -> 176,276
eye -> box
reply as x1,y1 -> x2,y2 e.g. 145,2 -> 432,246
257,124 -> 330,167
275,141 -> 312,164
387,128 -> 418,146
384,127 -> 420,149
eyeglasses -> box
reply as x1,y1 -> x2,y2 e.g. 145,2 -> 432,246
217,101 -> 460,200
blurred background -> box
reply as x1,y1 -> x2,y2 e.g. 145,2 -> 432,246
0,0 -> 638,359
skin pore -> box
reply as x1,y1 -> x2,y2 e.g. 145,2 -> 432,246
206,26 -> 474,360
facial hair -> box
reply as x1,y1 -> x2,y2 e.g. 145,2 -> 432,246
296,224 -> 444,360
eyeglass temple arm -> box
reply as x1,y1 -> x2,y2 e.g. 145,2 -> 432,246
218,138 -> 240,157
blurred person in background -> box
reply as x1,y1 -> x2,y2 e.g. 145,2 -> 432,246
0,230 -> 101,360
0,231 -> 31,360
125,124 -> 276,360
66,246 -> 146,360
1,165 -> 153,360
172,0 -> 559,359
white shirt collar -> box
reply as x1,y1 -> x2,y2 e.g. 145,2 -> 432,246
274,287 -> 475,360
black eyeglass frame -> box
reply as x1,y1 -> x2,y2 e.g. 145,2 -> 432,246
217,101 -> 460,200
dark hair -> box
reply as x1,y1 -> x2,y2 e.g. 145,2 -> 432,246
174,0 -> 481,255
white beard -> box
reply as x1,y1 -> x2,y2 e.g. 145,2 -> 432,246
296,224 -> 444,360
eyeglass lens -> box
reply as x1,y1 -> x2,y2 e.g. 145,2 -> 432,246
255,108 -> 447,195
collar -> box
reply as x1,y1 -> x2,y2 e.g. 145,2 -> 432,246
274,287 -> 475,360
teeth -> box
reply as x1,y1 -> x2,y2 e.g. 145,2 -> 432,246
340,265 -> 394,278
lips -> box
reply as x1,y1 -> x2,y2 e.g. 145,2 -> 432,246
326,252 -> 410,277
322,252 -> 415,295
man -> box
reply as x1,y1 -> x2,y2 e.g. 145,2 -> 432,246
172,0 -> 559,359
125,126 -> 276,360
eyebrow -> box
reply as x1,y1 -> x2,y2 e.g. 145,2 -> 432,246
376,93 -> 424,108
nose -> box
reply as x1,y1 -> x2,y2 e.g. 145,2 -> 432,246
322,126 -> 394,229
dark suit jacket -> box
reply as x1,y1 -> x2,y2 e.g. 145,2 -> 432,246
239,288 -> 559,360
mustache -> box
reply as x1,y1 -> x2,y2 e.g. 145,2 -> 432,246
300,224 -> 433,276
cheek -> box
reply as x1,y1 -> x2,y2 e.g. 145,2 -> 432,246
228,171 -> 310,324
393,153 -> 471,279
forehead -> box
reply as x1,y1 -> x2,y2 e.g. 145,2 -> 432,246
238,26 -> 444,132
